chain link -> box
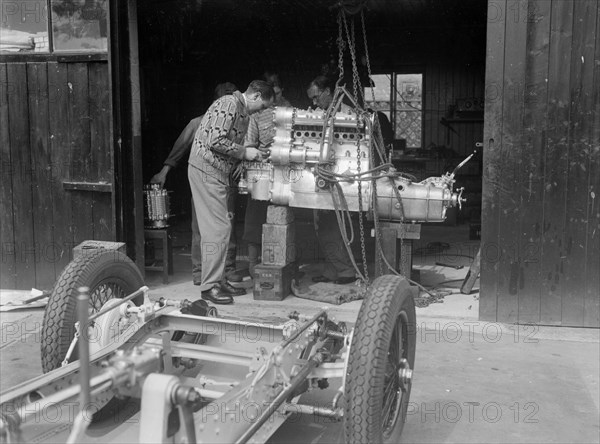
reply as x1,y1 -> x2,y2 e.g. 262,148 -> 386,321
361,11 -> 375,106
334,7 -> 412,281
361,10 -> 407,276
341,9 -> 370,283
356,121 -> 369,285
337,12 -> 345,85
341,12 -> 363,107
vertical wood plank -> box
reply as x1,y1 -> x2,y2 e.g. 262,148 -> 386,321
540,0 -> 574,325
424,64 -> 433,149
48,62 -> 74,273
517,0 -> 551,324
88,62 -> 114,241
67,63 -> 94,246
27,62 -> 56,289
432,63 -> 443,146
0,63 -> 16,288
432,64 -> 442,147
480,0 -> 508,321
7,63 -> 36,288
464,66 -> 473,156
583,0 -> 600,328
442,65 -> 451,147
449,63 -> 459,150
495,0 -> 529,324
562,0 -> 597,327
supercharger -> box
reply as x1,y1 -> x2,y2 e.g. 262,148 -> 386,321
238,106 -> 464,223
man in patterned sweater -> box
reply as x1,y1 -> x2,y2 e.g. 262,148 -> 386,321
188,80 -> 275,304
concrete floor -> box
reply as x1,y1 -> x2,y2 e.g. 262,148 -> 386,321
1,223 -> 598,443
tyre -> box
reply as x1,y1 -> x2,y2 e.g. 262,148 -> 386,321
41,249 -> 145,373
344,275 -> 417,444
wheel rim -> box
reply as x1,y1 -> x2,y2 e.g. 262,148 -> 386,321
88,281 -> 127,314
382,310 -> 411,438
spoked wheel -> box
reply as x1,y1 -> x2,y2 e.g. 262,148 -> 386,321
41,249 -> 145,373
344,275 -> 416,444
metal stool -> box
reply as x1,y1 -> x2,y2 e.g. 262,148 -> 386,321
144,228 -> 173,284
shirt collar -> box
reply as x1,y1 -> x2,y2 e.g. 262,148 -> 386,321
233,91 -> 249,114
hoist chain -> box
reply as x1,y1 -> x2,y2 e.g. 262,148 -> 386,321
355,117 -> 369,285
333,6 -> 411,281
337,13 -> 345,86
361,11 -> 375,106
361,10 -> 408,276
340,11 -> 363,106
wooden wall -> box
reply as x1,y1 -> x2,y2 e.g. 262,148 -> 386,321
481,0 -> 600,327
423,62 -> 486,157
0,59 -> 114,290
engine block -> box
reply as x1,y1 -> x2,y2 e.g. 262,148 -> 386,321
239,107 -> 462,223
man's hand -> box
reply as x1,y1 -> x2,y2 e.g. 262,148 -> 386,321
244,147 -> 264,161
150,166 -> 171,187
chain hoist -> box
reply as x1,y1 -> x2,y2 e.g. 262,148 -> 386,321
355,117 -> 369,284
329,4 -> 410,283
336,13 -> 345,87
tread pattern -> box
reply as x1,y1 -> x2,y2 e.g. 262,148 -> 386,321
41,249 -> 144,373
343,275 -> 416,444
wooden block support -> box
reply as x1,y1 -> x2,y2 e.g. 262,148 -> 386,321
461,246 -> 481,294
372,223 -> 420,279
262,223 -> 296,266
254,262 -> 297,301
266,205 -> 295,225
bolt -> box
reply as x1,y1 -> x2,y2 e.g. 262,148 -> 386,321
187,390 -> 200,403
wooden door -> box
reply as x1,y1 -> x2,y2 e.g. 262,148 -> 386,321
480,0 -> 599,327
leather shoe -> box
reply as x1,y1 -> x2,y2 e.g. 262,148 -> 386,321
220,281 -> 246,296
201,285 -> 233,305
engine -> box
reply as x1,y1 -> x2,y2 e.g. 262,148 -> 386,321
239,107 -> 463,223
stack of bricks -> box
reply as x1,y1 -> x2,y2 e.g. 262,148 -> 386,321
253,206 -> 297,301
33,33 -> 49,52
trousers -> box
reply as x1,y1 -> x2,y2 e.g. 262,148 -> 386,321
188,164 -> 234,292
191,197 -> 237,282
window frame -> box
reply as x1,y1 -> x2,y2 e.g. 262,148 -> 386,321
365,67 -> 425,149
0,0 -> 109,59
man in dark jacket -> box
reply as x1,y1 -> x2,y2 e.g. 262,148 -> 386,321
150,82 -> 238,286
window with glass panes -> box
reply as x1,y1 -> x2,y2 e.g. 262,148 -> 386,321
364,73 -> 423,149
1,0 -> 107,53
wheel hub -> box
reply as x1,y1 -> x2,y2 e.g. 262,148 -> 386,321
398,358 -> 412,391
91,298 -> 136,353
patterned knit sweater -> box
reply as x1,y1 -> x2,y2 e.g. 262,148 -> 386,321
188,91 -> 249,183
245,97 -> 291,151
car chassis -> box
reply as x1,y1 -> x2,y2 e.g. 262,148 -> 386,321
0,272 -> 416,444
